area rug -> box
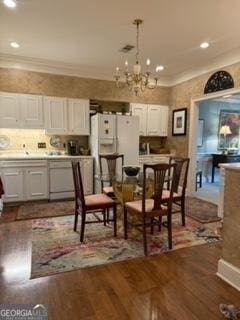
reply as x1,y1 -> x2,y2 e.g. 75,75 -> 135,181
17,201 -> 75,220
185,197 -> 221,223
31,215 -> 221,279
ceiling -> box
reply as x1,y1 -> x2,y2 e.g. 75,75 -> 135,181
1,0 -> 240,85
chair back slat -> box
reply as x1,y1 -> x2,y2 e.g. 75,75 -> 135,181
142,163 -> 176,214
72,161 -> 85,214
99,154 -> 124,187
170,157 -> 190,194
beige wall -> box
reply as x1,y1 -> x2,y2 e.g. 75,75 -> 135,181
168,63 -> 240,157
0,68 -> 169,105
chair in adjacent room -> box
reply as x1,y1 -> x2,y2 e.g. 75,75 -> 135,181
99,154 -> 124,197
72,160 -> 117,242
162,157 -> 190,226
123,163 -> 177,256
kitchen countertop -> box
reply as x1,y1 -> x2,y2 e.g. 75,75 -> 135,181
0,153 -> 93,161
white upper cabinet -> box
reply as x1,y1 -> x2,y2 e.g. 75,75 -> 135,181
159,105 -> 169,137
131,103 -> 147,136
0,92 -> 20,128
131,103 -> 169,137
44,96 -> 68,134
147,105 -> 161,136
20,94 -> 44,128
68,99 -> 90,135
45,96 -> 90,135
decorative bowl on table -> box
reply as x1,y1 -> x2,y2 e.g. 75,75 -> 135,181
123,165 -> 141,177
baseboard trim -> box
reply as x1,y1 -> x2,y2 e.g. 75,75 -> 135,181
217,259 -> 240,291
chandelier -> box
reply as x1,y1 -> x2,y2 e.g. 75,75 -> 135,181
115,19 -> 163,95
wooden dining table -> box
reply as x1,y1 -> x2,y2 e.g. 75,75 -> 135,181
96,173 -> 170,236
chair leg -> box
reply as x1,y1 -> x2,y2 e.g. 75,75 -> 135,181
74,208 -> 78,232
107,208 -> 110,223
80,212 -> 86,242
123,206 -> 128,240
103,209 -> 106,226
167,214 -> 172,250
150,218 -> 154,234
143,216 -> 148,256
158,216 -> 162,231
181,197 -> 186,226
113,205 -> 117,237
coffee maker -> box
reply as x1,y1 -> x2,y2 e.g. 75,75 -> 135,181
67,140 -> 79,155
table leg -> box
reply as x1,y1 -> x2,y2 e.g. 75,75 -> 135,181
212,165 -> 215,183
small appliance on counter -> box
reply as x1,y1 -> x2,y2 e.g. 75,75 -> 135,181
139,142 -> 150,155
67,140 -> 80,156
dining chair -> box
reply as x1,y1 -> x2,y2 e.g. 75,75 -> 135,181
162,157 -> 190,226
72,160 -> 117,242
99,154 -> 124,197
123,163 -> 177,256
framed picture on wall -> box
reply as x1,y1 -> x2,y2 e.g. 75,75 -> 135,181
197,119 -> 204,147
218,110 -> 240,150
172,108 -> 187,136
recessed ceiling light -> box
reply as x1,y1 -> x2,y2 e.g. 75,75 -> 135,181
10,42 -> 20,48
156,65 -> 164,72
3,0 -> 16,8
200,42 -> 209,49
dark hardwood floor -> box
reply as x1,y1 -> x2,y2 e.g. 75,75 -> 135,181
0,206 -> 239,320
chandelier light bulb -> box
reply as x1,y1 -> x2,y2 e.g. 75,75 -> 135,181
146,59 -> 151,66
116,67 -> 120,75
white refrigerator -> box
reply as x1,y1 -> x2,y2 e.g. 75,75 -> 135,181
90,113 -> 139,193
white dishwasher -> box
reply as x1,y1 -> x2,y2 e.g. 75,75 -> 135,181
49,160 -> 77,200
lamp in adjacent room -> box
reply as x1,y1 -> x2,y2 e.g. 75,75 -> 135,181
219,125 -> 232,154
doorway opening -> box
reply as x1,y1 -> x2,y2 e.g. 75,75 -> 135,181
188,88 -> 240,207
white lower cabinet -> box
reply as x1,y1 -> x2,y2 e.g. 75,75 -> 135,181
26,167 -> 48,200
0,168 -> 24,202
0,161 -> 48,203
0,158 -> 93,203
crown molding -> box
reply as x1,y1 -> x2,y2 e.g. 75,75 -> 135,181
0,53 -> 172,87
1,49 -> 240,88
171,47 -> 240,86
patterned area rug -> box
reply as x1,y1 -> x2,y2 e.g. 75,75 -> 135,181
17,197 -> 219,223
185,197 -> 221,223
31,215 -> 221,279
17,201 -> 75,220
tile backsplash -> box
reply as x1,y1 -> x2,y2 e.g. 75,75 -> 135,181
0,129 -> 88,153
